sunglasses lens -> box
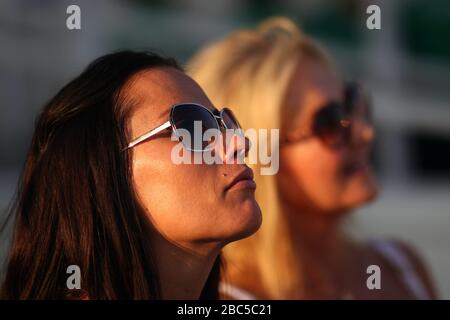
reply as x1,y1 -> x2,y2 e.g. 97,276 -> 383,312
172,104 -> 219,151
313,103 -> 349,148
221,108 -> 241,130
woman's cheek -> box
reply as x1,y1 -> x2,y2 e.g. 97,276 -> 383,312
281,144 -> 346,210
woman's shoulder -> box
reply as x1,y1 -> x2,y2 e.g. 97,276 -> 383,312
219,282 -> 259,300
219,261 -> 267,300
365,238 -> 438,299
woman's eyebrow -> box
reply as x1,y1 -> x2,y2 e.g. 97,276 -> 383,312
156,107 -> 170,121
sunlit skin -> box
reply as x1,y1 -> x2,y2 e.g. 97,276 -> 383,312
126,67 -> 262,299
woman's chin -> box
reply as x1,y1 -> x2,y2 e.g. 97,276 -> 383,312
341,174 -> 379,207
341,186 -> 379,211
227,198 -> 262,242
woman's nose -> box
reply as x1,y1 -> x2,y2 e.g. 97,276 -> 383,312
351,117 -> 375,147
215,130 -> 250,164
362,122 -> 375,143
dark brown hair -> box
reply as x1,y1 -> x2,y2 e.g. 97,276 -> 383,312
0,50 -> 221,299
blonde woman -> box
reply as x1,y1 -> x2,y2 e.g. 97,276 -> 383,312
187,17 -> 437,299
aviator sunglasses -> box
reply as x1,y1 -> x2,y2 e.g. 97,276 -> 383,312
123,103 -> 242,152
284,82 -> 372,148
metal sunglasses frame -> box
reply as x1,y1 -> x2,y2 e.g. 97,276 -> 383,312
123,102 -> 241,152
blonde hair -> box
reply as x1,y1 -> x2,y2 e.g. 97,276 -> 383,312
187,17 -> 336,298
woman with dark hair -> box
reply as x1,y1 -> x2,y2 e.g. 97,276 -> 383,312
0,50 -> 262,299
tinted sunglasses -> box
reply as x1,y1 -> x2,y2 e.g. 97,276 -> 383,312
285,82 -> 372,148
124,103 -> 242,152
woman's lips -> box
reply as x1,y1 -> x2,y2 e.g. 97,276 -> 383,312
343,160 -> 370,176
227,179 -> 257,192
225,167 -> 257,192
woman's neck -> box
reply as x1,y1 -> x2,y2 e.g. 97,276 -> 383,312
150,232 -> 220,299
287,202 -> 341,241
282,201 -> 361,298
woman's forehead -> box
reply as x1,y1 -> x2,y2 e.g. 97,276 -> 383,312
284,60 -> 342,130
127,67 -> 215,122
